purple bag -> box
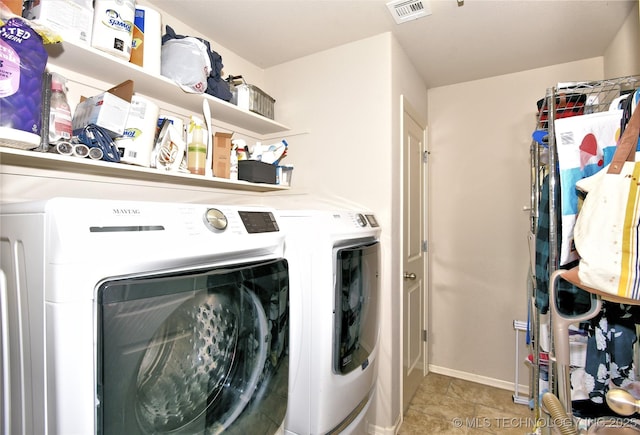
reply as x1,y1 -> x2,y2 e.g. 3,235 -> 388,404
0,17 -> 48,144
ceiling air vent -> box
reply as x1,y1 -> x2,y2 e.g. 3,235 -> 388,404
386,0 -> 431,24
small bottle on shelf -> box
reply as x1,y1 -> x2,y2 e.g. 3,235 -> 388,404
230,146 -> 238,180
187,121 -> 206,175
49,73 -> 73,144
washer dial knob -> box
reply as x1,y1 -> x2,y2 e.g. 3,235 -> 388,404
204,208 -> 228,231
355,213 -> 367,227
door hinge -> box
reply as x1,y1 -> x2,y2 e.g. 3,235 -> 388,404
422,240 -> 428,252
422,329 -> 428,342
423,151 -> 429,164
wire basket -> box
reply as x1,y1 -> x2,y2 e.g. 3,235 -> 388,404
228,75 -> 275,120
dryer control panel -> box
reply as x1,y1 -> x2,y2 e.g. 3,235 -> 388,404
346,212 -> 378,229
365,214 -> 379,227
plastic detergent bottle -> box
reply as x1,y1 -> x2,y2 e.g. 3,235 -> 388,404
48,73 -> 73,144
187,122 -> 206,175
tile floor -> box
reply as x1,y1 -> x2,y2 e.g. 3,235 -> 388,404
398,372 -> 535,434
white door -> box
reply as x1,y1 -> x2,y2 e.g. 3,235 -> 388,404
402,98 -> 428,412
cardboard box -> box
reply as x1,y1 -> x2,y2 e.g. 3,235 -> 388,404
72,80 -> 134,137
238,160 -> 277,184
212,132 -> 232,178
25,0 -> 94,46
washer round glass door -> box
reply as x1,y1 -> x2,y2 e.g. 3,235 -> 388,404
97,258 -> 289,435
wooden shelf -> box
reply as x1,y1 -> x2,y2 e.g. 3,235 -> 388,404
45,41 -> 290,136
17,41 -> 292,193
0,147 -> 287,192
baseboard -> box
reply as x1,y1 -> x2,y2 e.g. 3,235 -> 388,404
428,364 -> 530,398
367,413 -> 401,435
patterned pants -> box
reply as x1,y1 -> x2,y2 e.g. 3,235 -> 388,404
583,302 -> 639,404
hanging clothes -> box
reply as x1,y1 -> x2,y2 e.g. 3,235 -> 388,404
534,174 -> 590,315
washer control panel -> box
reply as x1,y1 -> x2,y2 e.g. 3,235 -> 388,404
203,209 -> 279,233
203,208 -> 228,231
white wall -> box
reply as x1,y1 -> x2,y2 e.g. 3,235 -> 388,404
426,57 -> 604,386
263,33 -> 397,430
388,36 -> 429,429
264,32 -> 428,433
263,35 -> 391,206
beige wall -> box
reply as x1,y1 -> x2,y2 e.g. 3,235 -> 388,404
426,57 -> 604,386
260,13 -> 639,429
604,1 -> 640,79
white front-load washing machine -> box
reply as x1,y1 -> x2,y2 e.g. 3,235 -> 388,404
279,210 -> 381,435
0,198 -> 290,435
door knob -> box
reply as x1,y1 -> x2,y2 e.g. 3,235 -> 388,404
403,272 -> 416,280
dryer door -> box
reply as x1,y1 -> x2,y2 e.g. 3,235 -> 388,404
333,241 -> 380,375
96,258 -> 289,435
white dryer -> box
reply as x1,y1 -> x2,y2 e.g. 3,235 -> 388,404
0,198 -> 290,435
279,210 -> 381,435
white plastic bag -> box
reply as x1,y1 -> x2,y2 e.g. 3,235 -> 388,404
161,37 -> 211,94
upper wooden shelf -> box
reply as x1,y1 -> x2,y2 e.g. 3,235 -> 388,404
45,41 -> 290,136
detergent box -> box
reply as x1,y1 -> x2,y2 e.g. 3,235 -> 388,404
72,80 -> 134,137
